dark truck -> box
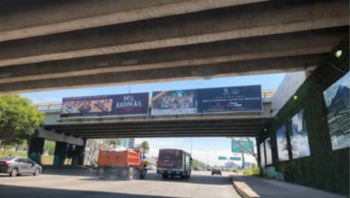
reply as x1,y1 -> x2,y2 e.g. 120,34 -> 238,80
157,149 -> 192,179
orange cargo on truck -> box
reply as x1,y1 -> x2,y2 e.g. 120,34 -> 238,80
97,148 -> 147,180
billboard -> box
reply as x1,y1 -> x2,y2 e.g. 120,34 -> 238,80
290,109 -> 311,159
259,142 -> 265,167
151,90 -> 198,115
265,138 -> 272,165
323,71 -> 350,150
151,85 -> 262,116
60,93 -> 149,117
231,140 -> 255,153
276,125 -> 289,161
198,85 -> 262,113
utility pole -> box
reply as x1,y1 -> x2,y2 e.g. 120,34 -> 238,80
206,150 -> 209,170
241,150 -> 245,169
191,138 -> 193,156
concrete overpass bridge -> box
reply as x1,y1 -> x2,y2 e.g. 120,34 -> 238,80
0,1 -> 349,195
19,96 -> 272,166
0,0 -> 348,93
40,99 -> 272,139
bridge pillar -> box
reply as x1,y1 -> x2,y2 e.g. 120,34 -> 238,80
28,137 -> 45,165
53,142 -> 67,166
72,143 -> 86,166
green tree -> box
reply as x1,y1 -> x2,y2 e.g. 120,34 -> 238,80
0,95 -> 44,148
192,159 -> 207,169
44,141 -> 56,155
108,138 -> 122,148
141,141 -> 150,151
116,139 -> 122,146
141,141 -> 150,157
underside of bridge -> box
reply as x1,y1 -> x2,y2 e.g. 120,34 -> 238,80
44,119 -> 268,138
0,0 -> 348,93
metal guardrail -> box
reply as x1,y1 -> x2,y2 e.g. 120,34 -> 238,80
35,90 -> 276,110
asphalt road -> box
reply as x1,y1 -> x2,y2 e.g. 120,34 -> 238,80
0,170 -> 241,198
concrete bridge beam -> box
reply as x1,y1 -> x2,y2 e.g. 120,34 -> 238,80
0,0 -> 270,42
0,28 -> 345,84
0,55 -> 323,94
0,0 -> 347,67
37,128 -> 85,146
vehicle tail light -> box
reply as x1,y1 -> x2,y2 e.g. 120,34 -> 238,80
0,162 -> 11,166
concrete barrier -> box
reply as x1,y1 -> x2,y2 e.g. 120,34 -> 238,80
232,180 -> 260,198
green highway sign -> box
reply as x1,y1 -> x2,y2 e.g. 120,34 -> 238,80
230,157 -> 241,161
218,156 -> 227,160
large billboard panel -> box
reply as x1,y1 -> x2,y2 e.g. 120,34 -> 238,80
265,138 -> 272,165
276,125 -> 289,161
198,85 -> 262,113
290,109 -> 311,159
232,140 -> 255,153
151,85 -> 262,116
60,93 -> 149,117
151,90 -> 198,115
323,72 -> 350,150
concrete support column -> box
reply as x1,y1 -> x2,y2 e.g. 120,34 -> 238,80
53,142 -> 68,166
72,144 -> 86,166
28,137 -> 45,164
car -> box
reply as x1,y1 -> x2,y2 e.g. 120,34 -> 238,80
0,157 -> 42,177
211,168 -> 222,176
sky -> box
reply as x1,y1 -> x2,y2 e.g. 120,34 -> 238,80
21,73 -> 286,166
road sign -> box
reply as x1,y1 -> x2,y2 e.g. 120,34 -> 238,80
230,157 -> 241,161
231,140 -> 255,153
218,156 -> 227,160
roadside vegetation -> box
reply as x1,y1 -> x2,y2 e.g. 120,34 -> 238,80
243,166 -> 260,176
0,95 -> 44,149
0,95 -> 50,163
192,159 -> 208,170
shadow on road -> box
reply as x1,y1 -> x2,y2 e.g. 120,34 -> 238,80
0,184 -> 184,198
0,173 -> 34,178
42,169 -> 96,177
80,171 -> 231,186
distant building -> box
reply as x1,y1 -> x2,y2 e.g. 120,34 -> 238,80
225,162 -> 238,169
121,138 -> 135,149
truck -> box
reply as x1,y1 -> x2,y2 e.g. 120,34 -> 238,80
97,148 -> 147,180
157,149 -> 192,179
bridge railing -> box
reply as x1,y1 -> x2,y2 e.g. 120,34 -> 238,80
35,103 -> 62,110
35,89 -> 275,110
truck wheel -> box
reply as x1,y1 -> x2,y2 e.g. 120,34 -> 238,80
162,174 -> 168,179
140,169 -> 146,179
128,167 -> 134,180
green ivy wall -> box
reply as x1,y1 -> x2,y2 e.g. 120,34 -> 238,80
258,39 -> 349,196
